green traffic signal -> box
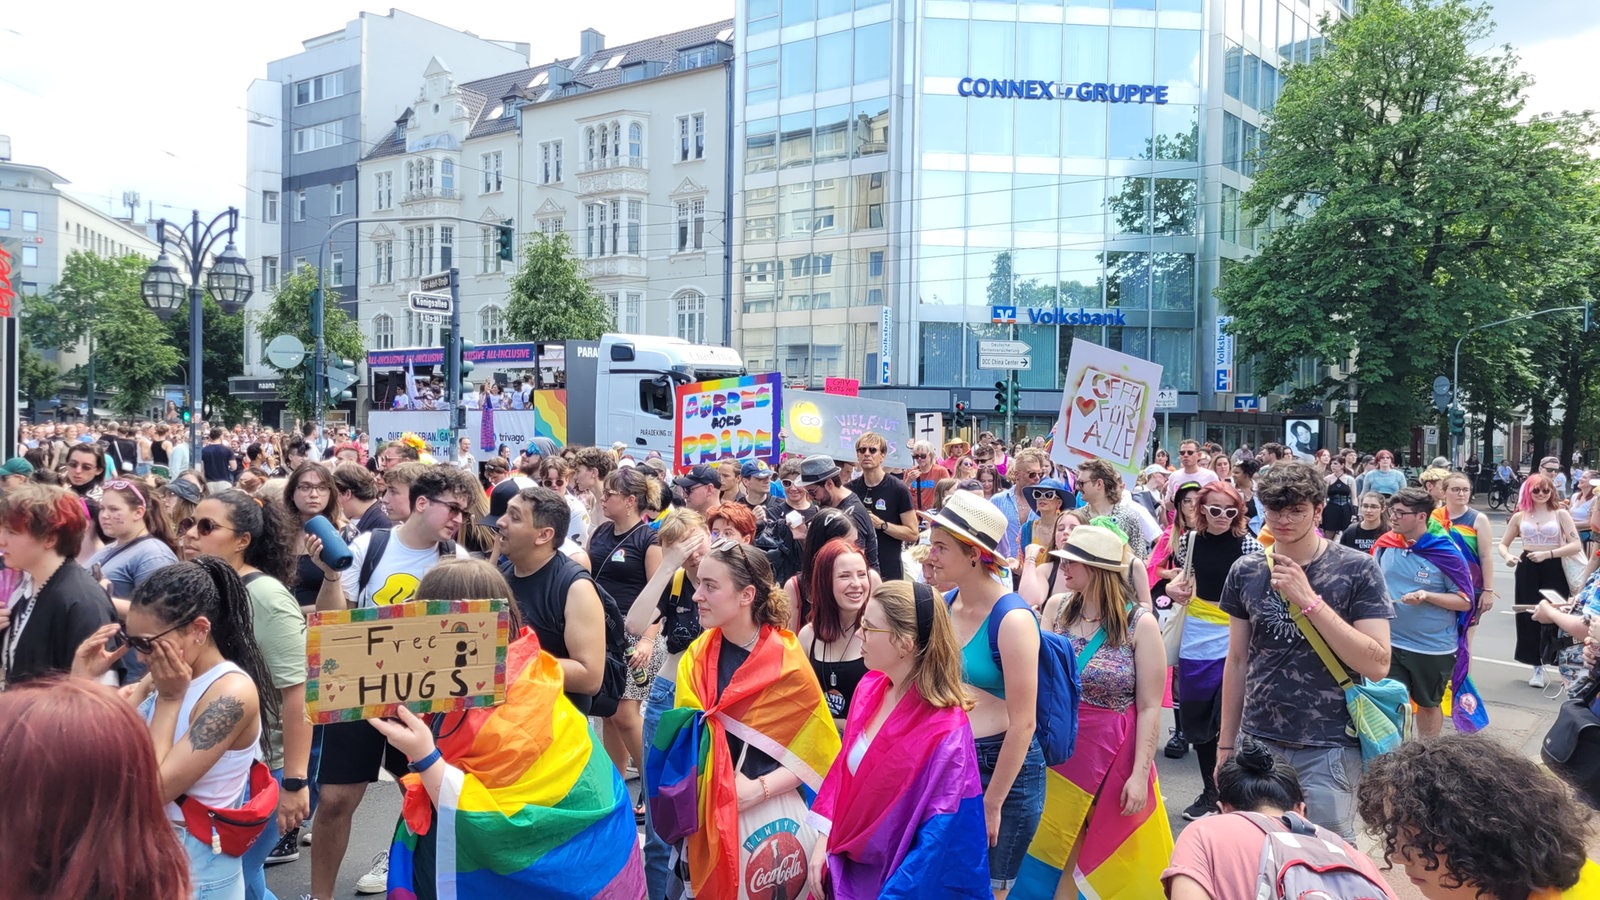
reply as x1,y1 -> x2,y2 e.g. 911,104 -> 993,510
458,338 -> 476,391
994,380 -> 1008,414
497,220 -> 515,262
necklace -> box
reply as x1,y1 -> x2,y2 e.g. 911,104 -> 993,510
737,629 -> 759,651
823,626 -> 860,687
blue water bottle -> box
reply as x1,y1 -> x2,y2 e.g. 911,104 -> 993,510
304,515 -> 354,571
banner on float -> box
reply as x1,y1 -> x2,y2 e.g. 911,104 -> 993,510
1049,339 -> 1162,481
368,400 -> 566,460
783,391 -> 914,469
673,373 -> 783,470
306,599 -> 510,724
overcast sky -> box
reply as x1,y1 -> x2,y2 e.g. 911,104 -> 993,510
1,0 -> 1593,227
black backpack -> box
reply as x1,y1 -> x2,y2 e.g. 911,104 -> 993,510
587,578 -> 630,718
356,528 -> 459,602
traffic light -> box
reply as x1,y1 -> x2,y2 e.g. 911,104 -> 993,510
497,220 -> 515,262
326,357 -> 358,404
994,380 -> 1008,414
1008,378 -> 1021,410
1449,406 -> 1465,436
457,337 -> 476,395
440,327 -> 455,395
954,400 -> 967,429
181,395 -> 192,425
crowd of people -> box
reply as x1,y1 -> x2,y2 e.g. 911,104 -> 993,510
4,421 -> 1600,900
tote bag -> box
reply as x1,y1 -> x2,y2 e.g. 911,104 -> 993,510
735,780 -> 820,900
1160,532 -> 1195,666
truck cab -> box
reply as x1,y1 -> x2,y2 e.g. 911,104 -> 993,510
572,334 -> 745,457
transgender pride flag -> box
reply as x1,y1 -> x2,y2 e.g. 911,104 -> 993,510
478,403 -> 495,454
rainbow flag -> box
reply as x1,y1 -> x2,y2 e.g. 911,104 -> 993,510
808,671 -> 990,899
1012,704 -> 1174,900
647,626 -> 840,899
386,631 -> 644,900
1430,507 -> 1484,591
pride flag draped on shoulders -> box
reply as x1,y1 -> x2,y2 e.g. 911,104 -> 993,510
807,671 -> 990,899
647,625 -> 840,899
386,630 -> 644,900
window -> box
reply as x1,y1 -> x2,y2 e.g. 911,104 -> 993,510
22,245 -> 38,266
676,199 -> 705,252
585,202 -> 611,257
294,72 -> 344,105
540,216 -> 564,238
441,159 -> 455,195
374,314 -> 394,350
0,209 -> 9,229
373,240 -> 393,283
479,226 -> 504,274
21,211 -> 37,232
331,252 -> 345,287
293,121 -> 343,153
331,184 -> 344,216
262,191 -> 279,224
294,256 -> 308,275
585,127 -> 597,163
605,291 -> 642,332
481,305 -> 505,343
293,191 -> 306,222
679,44 -> 724,70
262,256 -> 279,290
627,199 -> 643,254
409,311 -> 440,348
628,123 -> 643,160
675,290 -> 707,343
481,151 -> 502,193
539,141 -> 563,183
440,226 -> 454,270
609,199 -> 621,254
678,113 -> 705,161
869,250 -> 884,278
374,172 -> 393,210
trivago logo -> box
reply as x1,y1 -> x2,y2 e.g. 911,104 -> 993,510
992,305 -> 1128,326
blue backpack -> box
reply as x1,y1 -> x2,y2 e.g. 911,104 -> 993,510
948,590 -> 1081,766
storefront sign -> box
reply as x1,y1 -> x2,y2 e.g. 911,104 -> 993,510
880,306 -> 893,385
1214,316 -> 1235,393
783,391 -> 915,469
366,342 -> 539,368
369,405 -> 567,457
674,373 -> 783,470
991,305 -> 1128,327
1050,339 -> 1163,482
957,77 -> 1170,104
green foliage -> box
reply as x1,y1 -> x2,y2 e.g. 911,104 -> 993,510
167,292 -> 253,425
1214,0 -> 1597,452
23,251 -> 180,417
17,336 -> 61,404
253,263 -> 366,419
504,232 -> 613,342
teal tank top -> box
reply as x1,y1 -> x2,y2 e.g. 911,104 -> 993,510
961,615 -> 1007,699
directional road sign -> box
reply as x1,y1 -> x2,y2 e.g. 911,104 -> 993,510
979,354 -> 1032,370
326,364 -> 360,396
408,291 -> 451,315
1155,388 -> 1178,409
978,340 -> 1030,356
419,272 -> 451,293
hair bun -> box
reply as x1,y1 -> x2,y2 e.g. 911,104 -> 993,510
1235,737 -> 1276,775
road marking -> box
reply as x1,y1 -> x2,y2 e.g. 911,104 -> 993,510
1470,655 -> 1534,670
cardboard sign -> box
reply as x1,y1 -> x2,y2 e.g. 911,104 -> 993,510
783,392 -> 914,469
1049,339 -> 1163,481
674,372 -> 783,470
306,600 -> 510,724
824,377 -> 859,396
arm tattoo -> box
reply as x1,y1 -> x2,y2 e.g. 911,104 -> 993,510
187,696 -> 245,751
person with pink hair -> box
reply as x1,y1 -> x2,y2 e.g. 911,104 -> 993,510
1497,473 -> 1583,687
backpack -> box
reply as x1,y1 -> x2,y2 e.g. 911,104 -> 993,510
947,590 -> 1080,766
587,577 -> 630,718
356,528 -> 459,601
1233,811 -> 1392,900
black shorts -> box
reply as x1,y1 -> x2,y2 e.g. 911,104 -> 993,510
1388,646 -> 1454,709
314,720 -> 410,786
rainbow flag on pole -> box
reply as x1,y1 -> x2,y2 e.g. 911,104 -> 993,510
385,632 -> 644,900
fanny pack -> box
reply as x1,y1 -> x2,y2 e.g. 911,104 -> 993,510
175,760 -> 279,856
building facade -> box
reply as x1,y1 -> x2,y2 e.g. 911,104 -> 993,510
354,22 -> 736,386
731,0 -> 1351,446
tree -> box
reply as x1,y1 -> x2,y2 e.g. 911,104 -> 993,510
504,232 -> 613,342
23,251 -> 180,417
252,263 -> 365,420
1214,0 -> 1597,452
166,292 -> 253,425
17,335 -> 61,405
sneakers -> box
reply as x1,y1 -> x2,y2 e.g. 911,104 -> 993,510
1531,666 -> 1547,689
355,852 -> 389,894
1163,728 -> 1189,759
1182,792 -> 1220,821
265,828 -> 300,865
300,819 -> 313,846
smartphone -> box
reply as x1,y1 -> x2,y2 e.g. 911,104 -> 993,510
1541,589 -> 1577,611
90,563 -> 104,581
1512,604 -> 1540,612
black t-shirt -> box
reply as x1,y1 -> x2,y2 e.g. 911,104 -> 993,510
201,444 -> 234,483
501,553 -> 596,714
849,474 -> 912,581
106,436 -> 139,475
1339,524 -> 1385,554
657,567 -> 701,655
588,522 -> 656,609
716,642 -> 780,778
2,561 -> 120,685
353,502 -> 393,535
831,492 -> 881,571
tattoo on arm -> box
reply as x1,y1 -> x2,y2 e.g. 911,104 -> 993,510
187,696 -> 245,751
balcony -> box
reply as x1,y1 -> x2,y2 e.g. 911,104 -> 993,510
401,187 -> 459,203
577,155 -> 648,174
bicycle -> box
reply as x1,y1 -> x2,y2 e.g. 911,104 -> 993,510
1488,476 -> 1524,511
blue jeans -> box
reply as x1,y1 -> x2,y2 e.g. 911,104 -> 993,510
176,822 -> 246,900
241,768 -> 283,900
640,674 -> 675,899
974,733 -> 1046,889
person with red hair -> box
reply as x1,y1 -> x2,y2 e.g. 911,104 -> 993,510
1499,472 -> 1583,687
799,537 -> 872,729
0,483 -> 121,685
0,677 -> 192,899
705,501 -> 757,544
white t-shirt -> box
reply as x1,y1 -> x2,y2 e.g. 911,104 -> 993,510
1164,466 -> 1219,505
341,529 -> 470,608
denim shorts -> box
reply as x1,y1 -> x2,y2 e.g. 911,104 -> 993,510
175,822 -> 246,900
1261,739 -> 1363,841
973,732 -> 1046,887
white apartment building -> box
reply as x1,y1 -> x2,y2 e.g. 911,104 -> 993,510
355,22 -> 735,372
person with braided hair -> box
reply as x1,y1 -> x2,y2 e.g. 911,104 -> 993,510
72,556 -> 282,900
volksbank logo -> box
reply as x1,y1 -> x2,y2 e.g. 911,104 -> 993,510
992,305 -> 1128,326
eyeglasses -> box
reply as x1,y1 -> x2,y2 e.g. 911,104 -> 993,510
1543,468 -> 1559,474
428,498 -> 471,519
1016,469 -> 1043,482
179,517 -> 236,537
1388,507 -> 1425,519
1202,505 -> 1240,519
1029,488 -> 1062,502
542,478 -> 566,488
67,461 -> 99,471
856,446 -> 882,456
121,619 -> 195,655
859,621 -> 894,636
295,483 -> 328,493
1262,506 -> 1315,523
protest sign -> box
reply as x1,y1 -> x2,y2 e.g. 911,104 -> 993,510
783,392 -> 914,468
368,402 -> 567,460
673,373 -> 783,470
1049,339 -> 1162,481
306,600 -> 510,724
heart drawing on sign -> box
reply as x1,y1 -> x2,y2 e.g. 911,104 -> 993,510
1075,396 -> 1098,416
422,656 -> 430,663
476,681 -> 486,691
376,660 -> 384,670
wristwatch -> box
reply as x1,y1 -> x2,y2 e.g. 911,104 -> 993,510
282,777 -> 309,792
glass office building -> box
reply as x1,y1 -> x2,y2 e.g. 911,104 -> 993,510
731,0 -> 1351,438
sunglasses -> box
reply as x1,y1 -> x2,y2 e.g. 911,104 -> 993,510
179,516 -> 237,537
1177,449 -> 1199,456
1202,504 -> 1240,519
856,446 -> 882,455
912,454 -> 928,460
121,619 -> 194,654
1531,487 -> 1553,495
1029,488 -> 1063,502
427,498 -> 471,518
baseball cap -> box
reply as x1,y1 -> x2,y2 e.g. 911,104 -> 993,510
1140,464 -> 1168,478
0,457 -> 34,477
478,478 -> 523,529
741,459 -> 772,479
674,464 -> 720,491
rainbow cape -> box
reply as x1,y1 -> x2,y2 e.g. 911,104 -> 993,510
1430,507 -> 1485,592
646,625 -> 840,899
807,672 -> 990,899
1013,704 -> 1174,900
386,631 -> 644,900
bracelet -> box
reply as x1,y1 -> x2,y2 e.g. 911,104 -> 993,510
759,774 -> 771,802
409,748 -> 442,773
1218,746 -> 1235,751
324,574 -> 340,583
1300,594 -> 1324,617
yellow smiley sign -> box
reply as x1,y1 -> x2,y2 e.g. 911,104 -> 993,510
371,573 -> 421,607
790,400 -> 824,444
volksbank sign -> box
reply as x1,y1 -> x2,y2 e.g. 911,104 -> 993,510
992,305 -> 1128,326
957,77 -> 1170,105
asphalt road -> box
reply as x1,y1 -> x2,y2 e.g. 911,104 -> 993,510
270,505 -> 1566,899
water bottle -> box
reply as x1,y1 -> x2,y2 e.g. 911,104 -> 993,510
304,515 -> 354,571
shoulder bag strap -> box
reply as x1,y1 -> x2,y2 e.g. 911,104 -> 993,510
1074,627 -> 1107,672
357,528 -> 393,598
1266,548 -> 1354,690
99,534 -> 155,566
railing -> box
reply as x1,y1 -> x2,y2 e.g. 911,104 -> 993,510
576,155 -> 648,174
401,187 -> 459,203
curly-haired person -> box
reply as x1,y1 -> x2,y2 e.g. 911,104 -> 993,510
1357,733 -> 1600,899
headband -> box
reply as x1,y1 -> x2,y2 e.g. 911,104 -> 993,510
103,479 -> 147,508
912,581 -> 935,649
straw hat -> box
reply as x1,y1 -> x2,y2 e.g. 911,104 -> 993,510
1050,524 -> 1132,573
918,490 -> 1007,555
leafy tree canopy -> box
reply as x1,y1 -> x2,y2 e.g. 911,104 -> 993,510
504,232 -> 613,342
253,263 -> 365,420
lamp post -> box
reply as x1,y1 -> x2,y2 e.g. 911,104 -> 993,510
140,209 -> 252,464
